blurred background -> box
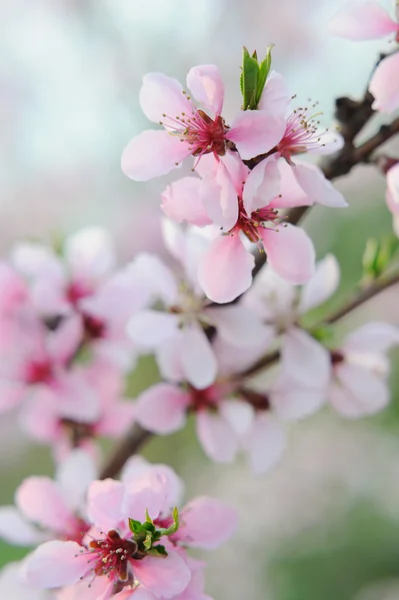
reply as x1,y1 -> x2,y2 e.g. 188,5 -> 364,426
1,1 -> 399,598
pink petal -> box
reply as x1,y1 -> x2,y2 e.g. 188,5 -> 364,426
342,322 -> 399,354
331,363 -> 390,417
16,477 -> 72,533
139,73 -> 191,124
298,254 -> 340,313
205,305 -> 272,348
121,457 -> 184,507
179,324 -> 217,389
291,162 -> 348,207
10,243 -> 64,283
280,328 -> 331,389
271,386 -> 326,421
47,315 -> 83,365
127,310 -> 180,348
156,335 -> 186,383
122,485 -> 165,524
242,262 -> 296,322
161,177 -> 212,227
178,497 -> 237,549
243,154 -> 281,214
201,162 -> 239,231
227,111 -> 286,160
65,227 -> 115,282
0,507 -> 42,545
370,52 -> 399,114
56,449 -> 97,513
18,389 -> 59,442
272,159 -> 312,209
196,411 -> 238,463
198,234 -> 254,303
96,400 -> 136,437
135,383 -> 189,434
260,224 -> 315,284
130,253 -> 179,305
186,65 -> 224,115
258,70 -> 291,118
329,1 -> 398,40
0,262 -> 28,314
87,479 -> 125,531
121,130 -> 191,181
244,413 -> 285,474
134,551 -> 191,599
0,561 -> 48,600
24,540 -> 88,588
0,380 -> 26,413
386,163 -> 399,210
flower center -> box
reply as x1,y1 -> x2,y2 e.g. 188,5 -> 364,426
66,281 -> 93,305
25,359 -> 53,384
233,198 -> 283,247
189,384 -> 219,411
277,105 -> 325,160
82,313 -> 106,340
87,530 -> 139,587
161,106 -> 228,161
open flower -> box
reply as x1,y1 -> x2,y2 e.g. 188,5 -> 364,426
127,221 -> 272,389
329,1 -> 399,113
24,459 -> 236,599
121,66 -> 289,181
0,450 -> 95,548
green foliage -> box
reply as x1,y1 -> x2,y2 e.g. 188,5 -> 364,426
362,235 -> 399,281
240,46 -> 273,110
128,507 -> 180,557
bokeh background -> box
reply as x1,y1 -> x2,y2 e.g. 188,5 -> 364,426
1,1 -> 399,599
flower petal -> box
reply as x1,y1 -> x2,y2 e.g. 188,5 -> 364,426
260,224 -> 315,284
186,65 -> 224,115
179,324 -> 217,389
205,305 -> 272,348
56,449 -> 97,513
331,363 -> 390,417
127,310 -> 180,348
227,111 -> 286,160
139,73 -> 191,123
135,383 -> 189,434
161,177 -> 212,227
258,70 -> 291,118
121,130 -> 191,181
329,1 -> 398,40
16,477 -> 72,533
342,322 -> 399,354
243,154 -> 281,214
24,540 -> 88,588
298,254 -> 340,313
198,234 -> 254,303
87,479 -> 125,531
201,162 -> 239,231
280,328 -> 331,389
370,52 -> 399,114
178,497 -> 237,549
196,411 -> 238,463
244,413 -> 285,475
291,162 -> 348,207
134,551 -> 191,599
0,507 -> 42,545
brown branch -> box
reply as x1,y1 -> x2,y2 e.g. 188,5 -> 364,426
99,424 -> 152,479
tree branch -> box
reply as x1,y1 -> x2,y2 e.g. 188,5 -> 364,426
100,424 -> 152,479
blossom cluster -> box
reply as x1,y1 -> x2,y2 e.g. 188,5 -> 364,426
1,14 -> 399,598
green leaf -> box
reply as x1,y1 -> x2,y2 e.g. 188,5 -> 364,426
143,530 -> 154,551
362,235 -> 399,280
145,508 -> 153,525
157,507 -> 180,537
129,518 -> 142,535
256,45 -> 274,106
148,544 -> 168,557
310,325 -> 335,344
241,47 -> 259,110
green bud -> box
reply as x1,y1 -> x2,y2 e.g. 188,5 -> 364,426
362,235 -> 399,280
157,507 -> 180,537
240,45 -> 274,111
310,325 -> 335,344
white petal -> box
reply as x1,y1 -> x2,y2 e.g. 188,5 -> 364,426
244,413 -> 285,474
243,154 -> 281,214
179,324 -> 217,389
205,305 -> 272,348
196,411 -> 238,463
0,507 -> 41,545
331,363 -> 390,417
127,310 -> 180,348
65,226 -> 115,281
343,322 -> 399,354
298,254 -> 340,313
56,450 -> 96,512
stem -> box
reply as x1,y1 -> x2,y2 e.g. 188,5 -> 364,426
100,424 -> 152,479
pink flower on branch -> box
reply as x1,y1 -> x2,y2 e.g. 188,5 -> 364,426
121,66 -> 289,181
329,1 -> 399,113
24,458 -> 236,599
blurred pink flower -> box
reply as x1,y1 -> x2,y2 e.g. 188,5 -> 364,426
386,162 -> 399,235
121,66 -> 288,181
329,1 -> 399,113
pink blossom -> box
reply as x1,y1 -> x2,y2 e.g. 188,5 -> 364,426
19,361 -> 135,460
24,460 -> 236,599
11,227 -> 116,318
329,2 -> 399,113
0,310 -> 90,415
121,66 -> 288,181
329,1 -> 399,41
0,561 -> 53,600
386,163 -> 399,235
0,450 -> 95,547
135,339 -> 285,473
190,153 -> 317,302
329,322 -> 399,417
127,221 -> 272,389
0,262 -> 29,317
